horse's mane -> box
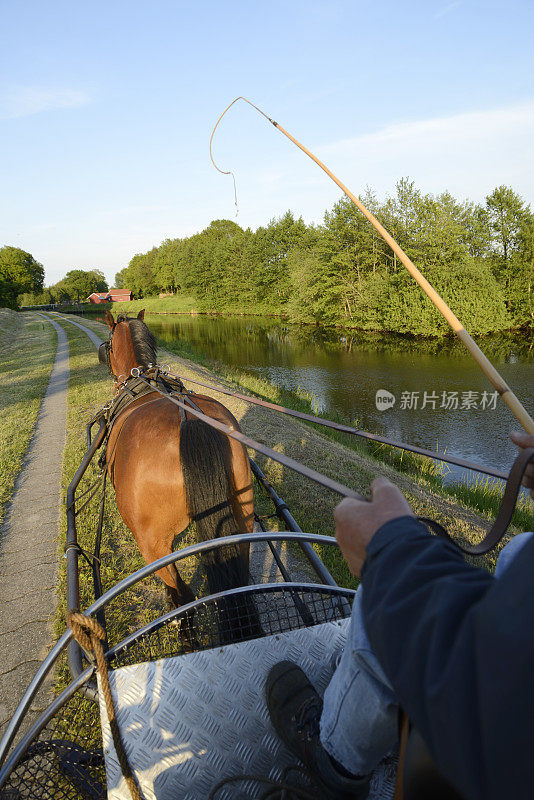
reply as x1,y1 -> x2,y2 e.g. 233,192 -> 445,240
118,316 -> 157,368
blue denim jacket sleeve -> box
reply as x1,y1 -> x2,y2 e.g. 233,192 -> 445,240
361,516 -> 534,800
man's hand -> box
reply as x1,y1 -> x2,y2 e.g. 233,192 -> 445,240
510,432 -> 534,500
334,477 -> 414,577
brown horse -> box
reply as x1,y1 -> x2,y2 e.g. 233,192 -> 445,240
100,309 -> 261,640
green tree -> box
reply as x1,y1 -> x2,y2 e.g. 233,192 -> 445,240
251,212 -> 311,308
153,238 -> 183,294
123,250 -> 158,297
507,213 -> 534,327
0,246 -> 44,307
114,268 -> 128,289
486,186 -> 531,314
486,186 -> 529,265
54,269 -> 108,303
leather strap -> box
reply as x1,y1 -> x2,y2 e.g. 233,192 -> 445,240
418,447 -> 534,555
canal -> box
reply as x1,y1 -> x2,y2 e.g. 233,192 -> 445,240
98,312 -> 533,479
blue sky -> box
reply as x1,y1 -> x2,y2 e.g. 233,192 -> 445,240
1,0 -> 533,287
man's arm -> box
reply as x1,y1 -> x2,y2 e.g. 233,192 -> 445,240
335,476 -> 534,800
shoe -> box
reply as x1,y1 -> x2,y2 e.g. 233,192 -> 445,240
266,660 -> 370,799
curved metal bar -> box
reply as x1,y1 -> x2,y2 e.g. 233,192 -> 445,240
0,666 -> 95,788
81,531 -> 340,617
0,532 -> 340,764
66,418 -> 107,681
108,581 -> 355,659
0,577 -> 354,787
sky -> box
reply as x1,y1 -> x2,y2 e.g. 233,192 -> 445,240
1,0 -> 533,287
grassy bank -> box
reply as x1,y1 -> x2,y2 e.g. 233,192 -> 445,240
0,309 -> 57,526
105,295 -> 283,318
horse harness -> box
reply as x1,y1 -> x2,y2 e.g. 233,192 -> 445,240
90,365 -> 205,477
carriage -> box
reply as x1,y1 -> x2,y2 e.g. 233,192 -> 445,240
0,313 -> 401,800
0,312 -> 530,800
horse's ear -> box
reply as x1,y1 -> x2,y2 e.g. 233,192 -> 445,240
104,310 -> 115,329
137,309 -> 145,321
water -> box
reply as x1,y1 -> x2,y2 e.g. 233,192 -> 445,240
98,313 -> 533,479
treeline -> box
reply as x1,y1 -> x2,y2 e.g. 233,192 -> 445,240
0,244 -> 108,309
16,269 -> 108,307
115,180 -> 533,335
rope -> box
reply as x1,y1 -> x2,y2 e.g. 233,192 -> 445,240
67,612 -> 144,800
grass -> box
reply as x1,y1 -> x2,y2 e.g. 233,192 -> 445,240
56,296 -> 199,316
0,309 -> 57,526
58,295 -> 282,318
108,295 -> 199,315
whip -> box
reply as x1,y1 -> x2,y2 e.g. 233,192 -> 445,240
210,97 -> 534,434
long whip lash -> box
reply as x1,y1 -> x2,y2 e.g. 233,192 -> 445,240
210,97 -> 534,435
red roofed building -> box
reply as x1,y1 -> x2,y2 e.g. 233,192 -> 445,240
109,289 -> 133,302
86,290 -> 133,304
87,292 -> 111,304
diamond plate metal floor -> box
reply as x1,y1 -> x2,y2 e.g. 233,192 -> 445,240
98,620 -> 397,799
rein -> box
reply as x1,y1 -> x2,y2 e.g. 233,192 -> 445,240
168,373 -> 509,481
100,364 -> 533,558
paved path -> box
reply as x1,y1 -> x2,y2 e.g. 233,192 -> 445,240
52,314 -> 103,348
0,316 -> 68,738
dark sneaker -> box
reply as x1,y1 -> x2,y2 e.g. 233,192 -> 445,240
266,660 -> 370,799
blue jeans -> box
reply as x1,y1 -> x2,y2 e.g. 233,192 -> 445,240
319,531 -> 534,775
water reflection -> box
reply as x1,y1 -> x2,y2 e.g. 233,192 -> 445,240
97,313 -> 533,476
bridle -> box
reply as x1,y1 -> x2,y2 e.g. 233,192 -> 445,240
98,325 -> 115,375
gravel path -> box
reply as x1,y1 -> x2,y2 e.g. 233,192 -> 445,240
0,316 -> 68,738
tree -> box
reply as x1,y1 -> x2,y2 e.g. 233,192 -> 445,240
0,246 -> 44,307
123,250 -> 158,297
486,186 -> 529,265
54,269 -> 108,303
486,187 -> 531,314
18,288 -> 55,307
251,212 -> 310,307
153,238 -> 183,294
114,268 -> 128,289
507,213 -> 534,327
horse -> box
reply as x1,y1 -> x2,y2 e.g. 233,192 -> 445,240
99,309 -> 262,642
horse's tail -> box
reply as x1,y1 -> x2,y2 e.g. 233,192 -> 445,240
179,418 -> 262,642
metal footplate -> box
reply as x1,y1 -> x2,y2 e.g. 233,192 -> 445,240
98,621 -> 348,799
98,619 -> 397,799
